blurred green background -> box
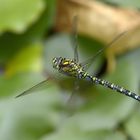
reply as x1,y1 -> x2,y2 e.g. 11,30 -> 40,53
0,0 -> 140,140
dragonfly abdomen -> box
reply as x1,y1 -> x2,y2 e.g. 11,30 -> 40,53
81,72 -> 140,101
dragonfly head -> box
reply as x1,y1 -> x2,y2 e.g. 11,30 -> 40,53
52,57 -> 81,77
52,57 -> 63,70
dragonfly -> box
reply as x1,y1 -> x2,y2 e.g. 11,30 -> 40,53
16,16 -> 140,102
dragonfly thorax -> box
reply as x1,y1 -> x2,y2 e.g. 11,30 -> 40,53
52,57 -> 83,77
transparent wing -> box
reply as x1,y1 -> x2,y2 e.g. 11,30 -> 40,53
15,77 -> 51,98
67,79 -> 79,103
80,31 -> 128,70
66,79 -> 81,115
71,15 -> 79,62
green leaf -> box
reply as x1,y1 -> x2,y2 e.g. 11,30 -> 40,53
0,0 -> 45,33
41,128 -> 126,140
125,109 -> 140,140
0,87 -> 63,140
5,42 -> 43,76
0,72 -> 63,140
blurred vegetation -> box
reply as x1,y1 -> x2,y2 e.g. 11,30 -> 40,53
0,0 -> 140,140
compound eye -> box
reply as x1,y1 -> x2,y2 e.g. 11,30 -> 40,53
52,57 -> 61,69
52,57 -> 56,63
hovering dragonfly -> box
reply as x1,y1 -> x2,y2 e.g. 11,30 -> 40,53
16,16 -> 140,102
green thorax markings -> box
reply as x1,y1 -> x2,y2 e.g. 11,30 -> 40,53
53,57 -> 84,77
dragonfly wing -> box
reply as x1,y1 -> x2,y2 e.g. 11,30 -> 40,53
71,16 -> 79,62
15,78 -> 51,98
80,31 -> 127,71
67,79 -> 79,104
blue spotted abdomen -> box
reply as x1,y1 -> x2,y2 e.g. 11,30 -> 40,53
78,72 -> 140,101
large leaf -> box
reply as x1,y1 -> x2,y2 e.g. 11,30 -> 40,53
0,82 -> 63,140
0,0 -> 45,33
41,129 -> 126,140
125,109 -> 140,140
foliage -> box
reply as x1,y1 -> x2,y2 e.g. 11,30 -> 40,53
0,0 -> 140,140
